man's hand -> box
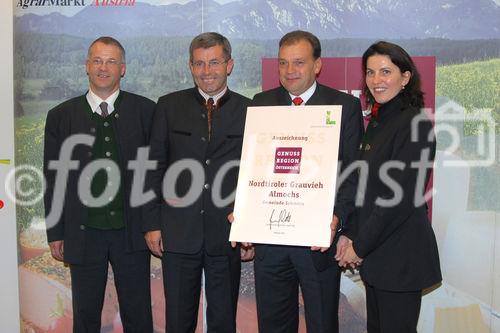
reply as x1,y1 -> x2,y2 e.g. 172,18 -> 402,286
228,212 -> 237,248
227,212 -> 253,249
49,240 -> 64,261
145,230 -> 163,257
240,243 -> 255,261
311,215 -> 339,252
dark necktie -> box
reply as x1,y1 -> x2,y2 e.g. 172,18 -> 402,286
100,102 -> 109,118
292,96 -> 303,106
206,98 -> 215,140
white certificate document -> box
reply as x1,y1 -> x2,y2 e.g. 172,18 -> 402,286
229,105 -> 342,247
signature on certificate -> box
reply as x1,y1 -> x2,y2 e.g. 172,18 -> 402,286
267,208 -> 293,230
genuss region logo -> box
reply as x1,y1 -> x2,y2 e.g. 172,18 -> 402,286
274,147 -> 302,174
17,0 -> 135,9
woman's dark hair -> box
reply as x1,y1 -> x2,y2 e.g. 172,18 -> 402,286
362,41 -> 424,108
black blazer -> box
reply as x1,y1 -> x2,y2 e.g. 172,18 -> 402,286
252,84 -> 363,270
43,91 -> 156,264
351,95 -> 442,291
143,88 -> 250,256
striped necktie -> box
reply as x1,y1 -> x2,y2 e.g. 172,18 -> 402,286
99,102 -> 109,117
206,98 -> 215,140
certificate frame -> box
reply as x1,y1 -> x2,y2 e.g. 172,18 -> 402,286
229,105 -> 342,247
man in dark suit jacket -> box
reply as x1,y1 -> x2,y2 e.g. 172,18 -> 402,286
44,37 -> 154,332
251,30 -> 363,333
143,32 -> 251,333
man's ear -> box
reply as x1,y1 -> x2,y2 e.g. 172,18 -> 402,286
314,57 -> 322,76
226,58 -> 235,76
120,63 -> 126,78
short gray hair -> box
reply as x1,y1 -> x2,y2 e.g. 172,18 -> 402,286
87,36 -> 126,63
189,32 -> 231,62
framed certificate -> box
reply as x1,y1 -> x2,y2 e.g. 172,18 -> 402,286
229,105 -> 342,247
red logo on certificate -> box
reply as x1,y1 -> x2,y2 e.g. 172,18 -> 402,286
274,147 -> 302,174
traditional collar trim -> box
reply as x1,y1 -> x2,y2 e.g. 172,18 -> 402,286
86,89 -> 120,116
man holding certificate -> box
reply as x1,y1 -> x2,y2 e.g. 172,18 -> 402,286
250,30 -> 363,333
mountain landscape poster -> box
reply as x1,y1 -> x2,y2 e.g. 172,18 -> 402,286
13,0 -> 500,332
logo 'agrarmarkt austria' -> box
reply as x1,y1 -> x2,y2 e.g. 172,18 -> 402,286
326,111 -> 336,125
17,0 -> 135,9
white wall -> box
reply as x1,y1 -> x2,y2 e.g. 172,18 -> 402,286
0,0 -> 21,331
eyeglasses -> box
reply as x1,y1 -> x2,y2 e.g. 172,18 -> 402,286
90,58 -> 122,66
191,59 -> 228,69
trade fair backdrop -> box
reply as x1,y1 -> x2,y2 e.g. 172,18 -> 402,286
11,0 -> 500,332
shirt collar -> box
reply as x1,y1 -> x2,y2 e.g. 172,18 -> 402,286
86,88 -> 120,115
289,81 -> 317,105
198,86 -> 228,105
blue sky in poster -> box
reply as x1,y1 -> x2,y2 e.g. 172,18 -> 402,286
13,0 -> 500,39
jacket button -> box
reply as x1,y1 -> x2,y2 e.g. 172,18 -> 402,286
201,137 -> 207,142
205,159 -> 211,165
80,225 -> 86,230
204,183 -> 210,190
200,209 -> 204,215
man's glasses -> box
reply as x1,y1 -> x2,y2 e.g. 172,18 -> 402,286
191,59 -> 228,69
89,58 -> 122,66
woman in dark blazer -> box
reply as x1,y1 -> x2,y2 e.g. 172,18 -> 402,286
338,41 -> 442,333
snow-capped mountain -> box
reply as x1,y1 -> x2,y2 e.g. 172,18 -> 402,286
14,0 -> 500,39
